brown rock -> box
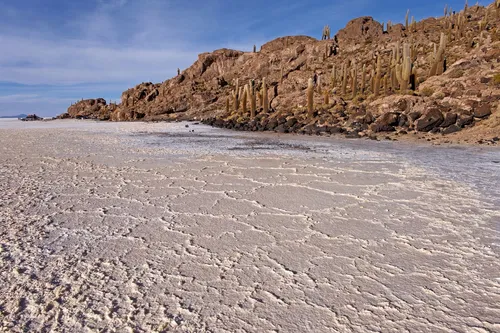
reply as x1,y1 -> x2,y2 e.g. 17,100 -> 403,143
457,115 -> 474,127
473,104 -> 492,118
337,17 -> 383,46
442,124 -> 461,134
440,113 -> 458,128
408,111 -> 421,122
415,108 -> 444,132
67,98 -> 109,120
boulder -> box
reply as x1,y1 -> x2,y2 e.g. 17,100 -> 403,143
415,108 -> 444,132
286,117 -> 298,127
440,112 -> 458,128
473,104 -> 492,118
398,114 -> 409,127
408,111 -> 422,122
442,124 -> 461,134
67,98 -> 109,119
370,112 -> 399,132
457,115 -> 474,127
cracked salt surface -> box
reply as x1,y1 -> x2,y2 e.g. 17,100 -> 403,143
1,119 -> 499,332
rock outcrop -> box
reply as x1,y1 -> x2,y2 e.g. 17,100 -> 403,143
66,98 -> 114,120
63,2 -> 500,144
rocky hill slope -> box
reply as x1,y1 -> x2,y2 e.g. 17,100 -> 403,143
62,1 -> 500,144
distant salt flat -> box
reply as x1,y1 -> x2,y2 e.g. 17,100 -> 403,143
1,119 -> 499,332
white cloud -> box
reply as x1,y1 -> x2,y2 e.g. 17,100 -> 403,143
0,34 -> 200,85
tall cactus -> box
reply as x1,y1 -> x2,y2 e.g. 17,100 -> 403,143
307,78 -> 314,119
249,80 -> 256,118
396,57 -> 411,94
231,79 -> 240,112
242,85 -> 248,115
429,32 -> 447,77
341,62 -> 348,95
331,65 -> 337,89
395,43 -> 412,94
405,9 -> 410,30
262,77 -> 269,113
351,63 -> 358,99
374,55 -> 381,97
361,64 -> 366,93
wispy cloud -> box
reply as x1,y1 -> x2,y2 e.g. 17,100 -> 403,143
0,35 -> 198,85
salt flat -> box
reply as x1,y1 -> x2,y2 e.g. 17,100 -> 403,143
0,119 -> 499,332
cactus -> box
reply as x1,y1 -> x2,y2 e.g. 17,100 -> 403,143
429,32 -> 447,77
466,31 -> 474,48
361,64 -> 366,93
405,9 -> 410,30
383,75 -> 388,95
396,40 -> 401,63
322,25 -> 331,40
374,55 -> 381,97
331,65 -> 337,88
249,80 -> 256,118
410,66 -> 417,91
351,63 -> 358,99
242,85 -> 248,114
396,56 -> 411,94
232,79 -> 240,112
262,77 -> 269,113
307,78 -> 314,118
370,68 -> 375,93
226,97 -> 230,113
410,42 -> 417,62
395,43 -> 412,94
444,4 -> 448,17
317,75 -> 322,94
253,45 -> 256,53
323,90 -> 330,105
456,12 -> 465,39
341,62 -> 348,95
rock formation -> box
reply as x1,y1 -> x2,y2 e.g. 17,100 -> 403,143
64,2 -> 500,143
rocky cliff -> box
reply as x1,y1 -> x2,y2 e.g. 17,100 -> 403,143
62,2 -> 500,144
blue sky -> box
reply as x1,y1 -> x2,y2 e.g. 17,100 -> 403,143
0,0 -> 477,116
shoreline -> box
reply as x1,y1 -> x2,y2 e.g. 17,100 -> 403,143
16,117 -> 498,147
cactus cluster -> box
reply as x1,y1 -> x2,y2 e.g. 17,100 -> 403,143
223,0 -> 495,121
228,79 -> 259,118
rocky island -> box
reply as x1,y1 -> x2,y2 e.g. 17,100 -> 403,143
61,2 -> 500,145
